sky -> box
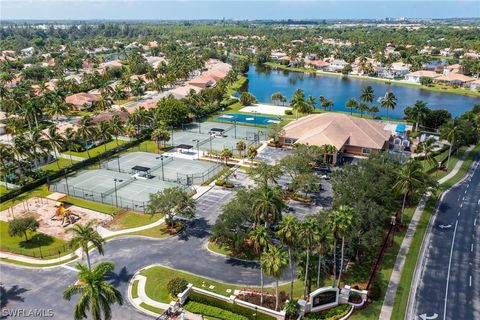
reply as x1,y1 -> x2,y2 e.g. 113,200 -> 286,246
1,1 -> 479,21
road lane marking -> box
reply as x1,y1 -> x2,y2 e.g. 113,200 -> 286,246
458,212 -> 461,217
460,204 -> 463,208
463,197 -> 465,201
472,244 -> 474,252
474,218 -> 477,226
444,219 -> 459,320
470,275 -> 472,287
61,265 -> 77,272
467,184 -> 470,188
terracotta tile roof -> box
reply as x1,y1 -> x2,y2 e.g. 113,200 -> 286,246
407,70 -> 441,78
436,73 -> 475,83
308,60 -> 330,67
282,113 -> 391,150
65,93 -> 101,107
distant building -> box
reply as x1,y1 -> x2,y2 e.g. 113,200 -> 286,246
405,70 -> 441,84
65,93 -> 101,109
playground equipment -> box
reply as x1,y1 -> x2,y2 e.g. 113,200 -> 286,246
51,203 -> 80,227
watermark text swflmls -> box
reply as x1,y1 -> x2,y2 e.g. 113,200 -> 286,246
1,309 -> 54,318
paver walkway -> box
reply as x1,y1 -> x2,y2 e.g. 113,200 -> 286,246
379,145 -> 474,319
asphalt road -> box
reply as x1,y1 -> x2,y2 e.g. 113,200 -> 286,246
410,156 -> 480,320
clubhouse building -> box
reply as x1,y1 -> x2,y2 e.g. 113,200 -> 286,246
280,113 -> 392,163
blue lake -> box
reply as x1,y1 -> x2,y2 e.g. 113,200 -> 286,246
243,64 -> 479,119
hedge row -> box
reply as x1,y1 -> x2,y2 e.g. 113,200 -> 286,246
185,301 -> 248,320
188,292 -> 275,320
304,304 -> 351,320
0,135 -> 149,203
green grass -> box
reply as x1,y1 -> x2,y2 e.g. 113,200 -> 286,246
142,265 -> 309,305
116,224 -> 171,239
65,140 -> 128,158
131,280 -> 139,299
390,144 -> 480,320
108,211 -> 163,230
0,185 -> 50,211
0,184 -> 8,195
40,158 -> 79,172
433,146 -> 467,180
185,301 -> 248,320
139,302 -> 164,314
0,221 -> 69,258
349,207 -> 415,320
0,255 -> 78,267
126,140 -> 166,154
62,196 -> 123,215
207,242 -> 257,261
227,75 -> 248,95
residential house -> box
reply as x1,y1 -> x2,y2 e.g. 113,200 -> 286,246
65,93 -> 101,110
405,70 -> 441,84
20,47 -> 34,56
436,73 -> 475,86
379,62 -> 411,79
443,64 -> 462,75
326,59 -> 349,72
306,60 -> 330,71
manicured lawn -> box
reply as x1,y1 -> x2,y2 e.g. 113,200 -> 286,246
0,185 -> 50,211
65,140 -> 127,158
390,144 -> 480,320
432,146 -> 467,180
40,158 -> 79,172
226,75 -> 248,95
63,196 -> 123,216
139,302 -> 164,314
142,265 -> 311,304
108,211 -> 163,230
131,280 -> 139,299
0,221 -> 70,258
127,140 -> 166,154
119,224 -> 171,238
0,184 -> 8,195
207,241 -> 257,261
0,255 -> 78,267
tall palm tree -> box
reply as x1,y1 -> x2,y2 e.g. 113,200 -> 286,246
249,225 -> 270,306
63,261 -> 123,320
409,100 -> 429,132
290,89 -> 306,120
276,214 -> 299,299
151,127 -> 170,153
65,127 -> 80,165
360,86 -> 375,105
393,160 -> 428,224
45,99 -> 70,121
77,117 -> 94,158
440,119 -> 463,169
345,98 -> 358,115
380,92 -> 397,120
45,125 -> 66,169
328,206 -> 354,287
98,121 -> 112,152
109,115 -> 124,146
0,144 -> 13,190
261,245 -> 288,311
299,216 -> 319,298
68,221 -> 105,270
253,186 -> 285,227
356,102 -> 369,118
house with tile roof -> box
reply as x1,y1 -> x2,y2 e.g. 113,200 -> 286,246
280,113 -> 392,163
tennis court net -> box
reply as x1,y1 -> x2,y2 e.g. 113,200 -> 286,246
101,178 -> 135,197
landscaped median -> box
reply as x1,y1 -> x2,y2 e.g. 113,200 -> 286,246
389,144 -> 480,319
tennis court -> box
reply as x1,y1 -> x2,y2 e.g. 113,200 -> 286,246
114,178 -> 180,206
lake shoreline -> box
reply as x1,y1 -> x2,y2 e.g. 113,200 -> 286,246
264,62 -> 480,98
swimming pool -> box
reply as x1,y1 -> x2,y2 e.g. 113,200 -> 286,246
215,113 -> 280,126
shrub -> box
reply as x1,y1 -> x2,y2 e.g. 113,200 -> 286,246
304,304 -> 351,320
285,300 -> 300,320
368,281 -> 382,301
348,292 -> 362,303
285,110 -> 293,115
188,292 -> 274,320
216,179 -> 226,186
185,301 -> 248,320
167,277 -> 188,297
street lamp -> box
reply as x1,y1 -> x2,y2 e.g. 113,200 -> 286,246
193,139 -> 200,159
113,178 -> 123,208
390,215 -> 397,247
209,133 -> 213,154
156,156 -> 165,181
233,120 -> 237,139
116,156 -> 121,172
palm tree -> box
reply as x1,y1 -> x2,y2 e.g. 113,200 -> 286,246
220,148 -> 233,166
236,140 -> 246,158
45,99 -> 70,121
249,225 -> 270,306
77,117 -> 94,158
253,186 -> 285,227
68,221 -> 105,270
261,245 -> 288,311
360,86 -> 375,105
247,145 -> 258,167
151,127 -> 170,153
63,261 -> 123,320
290,89 -> 305,120
109,115 -> 124,146
440,119 -> 463,170
277,214 -> 299,299
393,161 -> 428,224
45,125 -> 66,169
369,106 -> 379,118
247,162 -> 282,190
98,121 -> 112,152
327,206 -> 354,287
64,128 -> 80,164
345,98 -> 358,115
409,100 -> 429,131
356,102 -> 369,118
0,144 -> 13,189
271,92 -> 286,106
299,216 -> 318,297
380,92 -> 397,120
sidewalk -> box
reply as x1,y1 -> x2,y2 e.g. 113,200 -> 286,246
379,145 -> 474,319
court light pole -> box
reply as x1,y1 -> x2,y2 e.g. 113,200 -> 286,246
116,156 -> 121,172
156,156 -> 165,181
193,139 -> 200,160
113,178 -> 123,208
234,120 -> 237,139
209,133 -> 213,154
64,169 -> 70,195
